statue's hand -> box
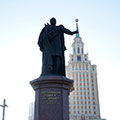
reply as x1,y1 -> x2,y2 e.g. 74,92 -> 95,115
72,31 -> 78,35
75,30 -> 78,34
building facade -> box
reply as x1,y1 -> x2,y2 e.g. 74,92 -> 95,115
66,20 -> 102,120
28,102 -> 34,120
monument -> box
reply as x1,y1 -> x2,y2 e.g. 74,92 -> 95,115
30,17 -> 78,120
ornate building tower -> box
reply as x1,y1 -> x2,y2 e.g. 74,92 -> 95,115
66,19 -> 102,120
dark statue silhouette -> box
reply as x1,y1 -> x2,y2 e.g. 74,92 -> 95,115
38,17 -> 78,76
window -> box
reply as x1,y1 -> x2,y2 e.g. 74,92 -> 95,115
93,102 -> 95,105
77,47 -> 80,53
76,65 -> 78,70
82,48 -> 84,54
83,64 -> 85,70
77,55 -> 81,61
94,112 -> 96,115
85,57 -> 87,61
71,55 -> 74,61
91,73 -> 93,78
79,65 -> 81,70
73,48 -> 75,54
76,72 -> 78,76
72,65 -> 74,70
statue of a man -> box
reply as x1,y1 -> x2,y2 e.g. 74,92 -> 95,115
38,17 -> 78,76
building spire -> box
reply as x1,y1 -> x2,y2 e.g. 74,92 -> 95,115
75,18 -> 80,38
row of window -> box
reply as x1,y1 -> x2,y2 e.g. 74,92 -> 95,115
73,110 -> 96,115
72,72 -> 93,75
73,98 -> 96,104
72,64 -> 89,70
72,72 -> 94,78
73,48 -> 84,54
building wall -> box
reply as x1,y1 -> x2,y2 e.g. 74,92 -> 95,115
28,102 -> 34,120
66,36 -> 101,120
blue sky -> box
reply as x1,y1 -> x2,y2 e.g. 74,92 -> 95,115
0,0 -> 120,120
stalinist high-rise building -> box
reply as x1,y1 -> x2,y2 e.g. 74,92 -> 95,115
66,19 -> 104,120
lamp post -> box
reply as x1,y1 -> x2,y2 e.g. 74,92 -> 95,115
0,99 -> 8,120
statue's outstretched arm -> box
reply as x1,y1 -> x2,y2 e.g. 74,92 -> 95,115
60,25 -> 78,35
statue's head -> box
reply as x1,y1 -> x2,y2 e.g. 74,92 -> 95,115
50,17 -> 56,25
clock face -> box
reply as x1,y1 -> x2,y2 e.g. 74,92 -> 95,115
77,55 -> 81,61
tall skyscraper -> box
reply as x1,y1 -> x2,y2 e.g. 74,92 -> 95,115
66,19 -> 103,120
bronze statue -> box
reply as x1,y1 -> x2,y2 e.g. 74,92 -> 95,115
38,17 -> 78,76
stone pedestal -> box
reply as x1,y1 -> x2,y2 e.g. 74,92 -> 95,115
30,75 -> 73,120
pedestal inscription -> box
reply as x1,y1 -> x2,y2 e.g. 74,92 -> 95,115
40,91 -> 61,104
30,75 -> 73,120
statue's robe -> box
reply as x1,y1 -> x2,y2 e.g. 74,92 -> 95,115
38,24 -> 73,76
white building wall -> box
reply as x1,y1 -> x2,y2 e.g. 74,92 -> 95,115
28,102 -> 34,120
66,35 -> 101,120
